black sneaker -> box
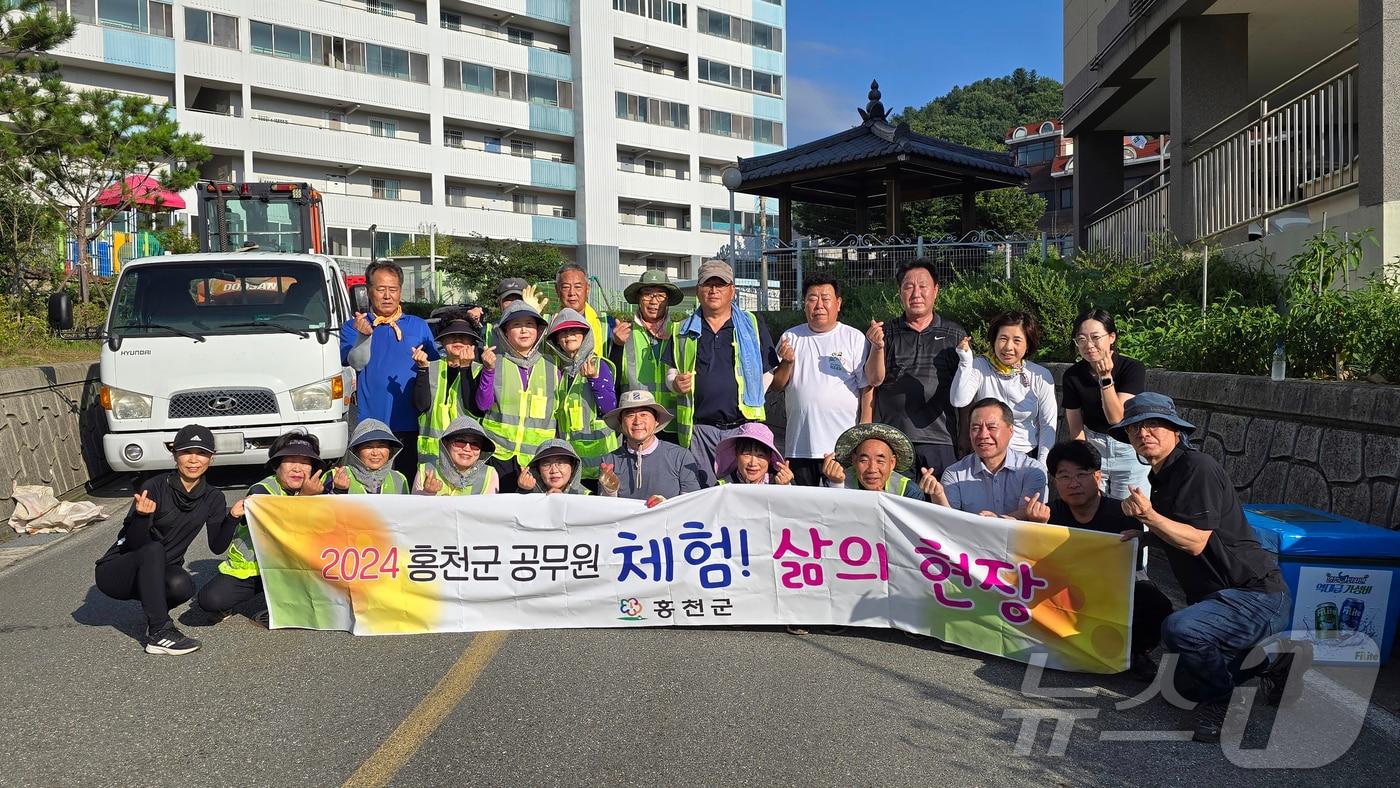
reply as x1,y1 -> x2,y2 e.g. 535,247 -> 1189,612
252,609 -> 270,629
145,624 -> 201,656
1259,640 -> 1313,707
1192,695 -> 1244,743
1127,651 -> 1159,683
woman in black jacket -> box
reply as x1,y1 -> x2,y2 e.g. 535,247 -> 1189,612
94,425 -> 244,655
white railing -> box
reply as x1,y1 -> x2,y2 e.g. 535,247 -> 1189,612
1189,42 -> 1359,239
1086,175 -> 1170,261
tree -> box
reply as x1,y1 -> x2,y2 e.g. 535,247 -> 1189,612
439,235 -> 566,303
0,179 -> 63,309
0,1 -> 74,82
391,232 -> 458,258
0,2 -> 209,301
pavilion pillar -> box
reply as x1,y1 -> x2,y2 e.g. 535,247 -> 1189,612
779,194 -> 793,243
854,198 -> 869,235
885,177 -> 903,236
960,189 -> 977,234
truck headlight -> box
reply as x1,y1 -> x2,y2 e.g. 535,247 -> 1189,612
101,386 -> 152,420
290,378 -> 337,411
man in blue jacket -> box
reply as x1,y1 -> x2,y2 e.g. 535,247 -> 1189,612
340,259 -> 438,478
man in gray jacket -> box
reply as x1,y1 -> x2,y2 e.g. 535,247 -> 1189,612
598,389 -> 706,506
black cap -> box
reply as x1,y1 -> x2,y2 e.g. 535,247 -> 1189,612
268,436 -> 324,469
172,424 -> 215,453
435,318 -> 482,342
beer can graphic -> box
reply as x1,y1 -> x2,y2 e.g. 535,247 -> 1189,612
1340,598 -> 1364,633
1315,602 -> 1340,639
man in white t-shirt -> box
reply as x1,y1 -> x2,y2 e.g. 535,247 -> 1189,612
770,273 -> 872,486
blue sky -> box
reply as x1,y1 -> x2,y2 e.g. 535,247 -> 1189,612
786,1 -> 1064,144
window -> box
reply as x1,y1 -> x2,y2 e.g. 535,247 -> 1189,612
446,60 -> 571,108
641,57 -> 664,74
643,159 -> 664,177
252,23 -> 426,82
444,129 -> 463,148
440,11 -> 462,29
615,92 -> 688,129
645,258 -> 668,271
371,178 -> 400,200
506,26 -> 534,46
1015,139 -> 1056,166
184,7 -> 209,43
697,8 -> 782,51
1040,121 -> 1056,134
645,209 -> 665,226
1031,190 -> 1053,208
446,184 -> 468,207
369,118 -> 397,138
1058,187 -> 1073,210
510,139 -> 536,159
485,136 -> 502,153
698,58 -> 782,97
527,74 -> 558,106
699,108 -> 783,144
613,0 -> 686,27
366,0 -> 393,15
512,194 -> 538,215
210,11 -> 237,48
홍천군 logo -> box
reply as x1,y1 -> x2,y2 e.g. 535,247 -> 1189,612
618,597 -> 645,621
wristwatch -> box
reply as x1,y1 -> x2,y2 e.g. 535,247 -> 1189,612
1099,376 -> 1115,389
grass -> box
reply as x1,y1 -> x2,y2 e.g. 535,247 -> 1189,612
0,339 -> 100,370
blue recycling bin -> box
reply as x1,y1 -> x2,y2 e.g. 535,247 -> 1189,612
1246,504 -> 1400,666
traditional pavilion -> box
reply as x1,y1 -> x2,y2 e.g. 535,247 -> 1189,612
733,82 -> 1029,241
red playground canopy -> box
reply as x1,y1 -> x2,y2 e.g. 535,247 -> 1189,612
96,175 -> 187,210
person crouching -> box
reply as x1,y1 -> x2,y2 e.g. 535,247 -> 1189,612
713,423 -> 793,485
196,431 -> 325,626
327,418 -> 409,494
821,423 -> 945,502
522,439 -> 590,495
415,416 -> 499,495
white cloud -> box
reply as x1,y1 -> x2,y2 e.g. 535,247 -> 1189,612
786,77 -> 859,146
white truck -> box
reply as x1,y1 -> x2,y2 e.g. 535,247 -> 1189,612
54,251 -> 360,472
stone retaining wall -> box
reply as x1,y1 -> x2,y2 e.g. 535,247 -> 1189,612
0,362 -> 108,521
1045,363 -> 1400,527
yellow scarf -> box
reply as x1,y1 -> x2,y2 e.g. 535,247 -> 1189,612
373,307 -> 404,341
984,351 -> 1020,376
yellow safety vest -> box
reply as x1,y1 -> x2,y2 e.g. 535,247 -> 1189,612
218,476 -> 284,579
418,462 -> 497,495
555,358 -> 620,479
672,310 -> 765,448
327,468 -> 408,495
481,356 -> 557,464
620,321 -> 676,424
844,471 -> 911,496
417,360 -> 470,466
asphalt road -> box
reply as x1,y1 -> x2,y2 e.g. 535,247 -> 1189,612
2,472 -> 1399,787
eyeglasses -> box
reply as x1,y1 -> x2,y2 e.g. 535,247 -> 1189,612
1053,471 -> 1096,484
638,291 -> 669,301
1072,333 -> 1109,346
1125,420 -> 1173,434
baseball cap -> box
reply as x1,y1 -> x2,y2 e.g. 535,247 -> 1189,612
696,259 -> 734,285
496,278 -> 528,300
171,424 -> 215,454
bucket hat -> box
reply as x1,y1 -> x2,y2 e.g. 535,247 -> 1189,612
713,423 -> 784,479
1108,392 -> 1196,444
603,389 -> 674,433
624,269 -> 683,306
833,423 -> 914,473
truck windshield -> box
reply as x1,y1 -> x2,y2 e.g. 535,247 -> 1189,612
108,260 -> 331,340
205,197 -> 305,252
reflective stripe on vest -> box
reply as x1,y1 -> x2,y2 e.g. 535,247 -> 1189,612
481,357 -> 557,464
336,469 -> 409,495
621,322 -> 676,419
555,358 -> 620,478
219,476 -> 285,579
844,471 -> 910,496
671,310 -> 766,448
420,462 -> 496,495
417,360 -> 468,466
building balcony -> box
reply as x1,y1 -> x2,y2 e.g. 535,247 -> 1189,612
247,115 -> 431,175
322,192 -> 432,230
440,143 -> 576,191
616,167 -> 695,204
244,55 -> 432,117
53,22 -> 174,74
442,202 -> 577,245
440,90 -> 574,138
615,221 -> 696,256
178,108 -> 246,153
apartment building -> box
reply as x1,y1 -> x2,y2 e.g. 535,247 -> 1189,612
45,0 -> 787,291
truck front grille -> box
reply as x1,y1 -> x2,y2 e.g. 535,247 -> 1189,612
168,388 -> 278,419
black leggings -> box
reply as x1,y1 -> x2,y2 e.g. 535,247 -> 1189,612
196,572 -> 264,615
93,541 -> 195,631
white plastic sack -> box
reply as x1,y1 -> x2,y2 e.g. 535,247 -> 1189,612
8,483 -> 107,534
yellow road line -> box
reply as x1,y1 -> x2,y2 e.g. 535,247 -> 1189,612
343,631 -> 509,788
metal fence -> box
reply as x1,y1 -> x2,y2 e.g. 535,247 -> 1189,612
721,232 -> 1074,312
1086,173 -> 1172,261
1189,42 -> 1359,240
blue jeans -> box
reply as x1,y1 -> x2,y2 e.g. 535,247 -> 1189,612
1161,588 -> 1290,703
1085,429 -> 1150,499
